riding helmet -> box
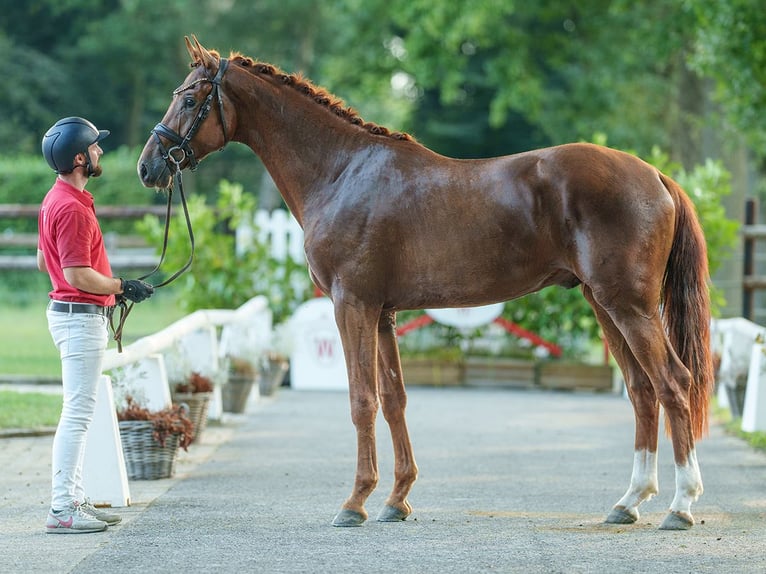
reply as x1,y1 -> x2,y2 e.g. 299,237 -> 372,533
41,117 -> 110,173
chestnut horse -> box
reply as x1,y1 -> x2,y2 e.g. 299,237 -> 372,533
138,37 -> 713,531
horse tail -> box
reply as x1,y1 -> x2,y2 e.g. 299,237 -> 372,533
659,172 -> 714,439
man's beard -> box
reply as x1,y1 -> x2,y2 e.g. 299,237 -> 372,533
89,164 -> 103,178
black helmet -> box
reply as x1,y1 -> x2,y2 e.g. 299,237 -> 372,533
41,117 -> 110,174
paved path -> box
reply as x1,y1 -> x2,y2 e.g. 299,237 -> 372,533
1,387 -> 764,573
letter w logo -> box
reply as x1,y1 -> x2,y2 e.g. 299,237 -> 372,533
314,337 -> 335,362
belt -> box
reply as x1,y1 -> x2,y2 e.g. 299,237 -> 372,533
48,301 -> 111,316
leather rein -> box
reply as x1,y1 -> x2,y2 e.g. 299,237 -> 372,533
110,58 -> 230,351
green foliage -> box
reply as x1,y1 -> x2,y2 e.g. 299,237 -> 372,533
0,146 -> 161,234
0,272 -> 52,307
724,416 -> 766,453
643,146 -> 740,278
135,180 -> 312,323
0,33 -> 77,155
688,0 -> 766,159
504,288 -> 600,360
322,0 -> 699,158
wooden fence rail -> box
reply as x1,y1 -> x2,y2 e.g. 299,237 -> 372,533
0,203 -> 305,270
742,198 -> 766,320
0,204 -> 166,270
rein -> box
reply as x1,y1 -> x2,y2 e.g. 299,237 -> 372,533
110,58 -> 230,352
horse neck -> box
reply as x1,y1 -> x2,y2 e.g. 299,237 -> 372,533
230,74 -> 364,224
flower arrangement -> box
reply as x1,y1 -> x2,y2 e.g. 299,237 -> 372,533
174,371 -> 214,395
228,357 -> 257,378
116,396 -> 194,451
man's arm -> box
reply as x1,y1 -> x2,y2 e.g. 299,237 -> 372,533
63,266 -> 122,295
37,249 -> 47,273
63,266 -> 154,302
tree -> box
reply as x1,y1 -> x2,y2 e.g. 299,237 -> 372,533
0,33 -> 79,154
320,0 -> 726,169
688,0 -> 766,160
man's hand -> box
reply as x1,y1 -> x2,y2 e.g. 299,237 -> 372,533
120,278 -> 154,303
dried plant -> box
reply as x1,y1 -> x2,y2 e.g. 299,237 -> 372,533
174,372 -> 214,394
117,396 -> 194,450
228,356 -> 256,377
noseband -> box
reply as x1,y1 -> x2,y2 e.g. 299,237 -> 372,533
151,58 -> 230,171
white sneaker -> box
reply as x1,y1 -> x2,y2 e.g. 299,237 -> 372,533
81,498 -> 122,525
46,502 -> 108,534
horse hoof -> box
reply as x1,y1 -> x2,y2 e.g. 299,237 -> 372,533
376,504 -> 409,522
659,511 -> 693,530
605,507 -> 638,524
332,508 -> 367,527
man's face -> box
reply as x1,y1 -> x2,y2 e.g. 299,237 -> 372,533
87,142 -> 103,178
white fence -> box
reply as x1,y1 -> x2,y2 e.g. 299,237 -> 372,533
712,317 -> 766,432
83,296 -> 272,508
236,208 -> 304,262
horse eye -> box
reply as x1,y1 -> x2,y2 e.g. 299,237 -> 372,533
184,96 -> 196,109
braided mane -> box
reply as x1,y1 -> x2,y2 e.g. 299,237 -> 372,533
197,51 -> 413,142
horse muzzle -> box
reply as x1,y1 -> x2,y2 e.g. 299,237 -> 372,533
137,155 -> 173,189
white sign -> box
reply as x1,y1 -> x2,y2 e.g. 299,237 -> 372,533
289,298 -> 348,391
426,303 -> 505,329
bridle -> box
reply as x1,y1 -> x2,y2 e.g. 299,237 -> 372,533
151,57 -> 230,172
110,58 -> 230,351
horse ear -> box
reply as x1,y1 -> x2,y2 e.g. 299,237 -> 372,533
184,35 -> 197,62
186,35 -> 218,72
183,35 -> 214,69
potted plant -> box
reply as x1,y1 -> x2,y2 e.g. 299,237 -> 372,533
257,352 -> 288,395
258,321 -> 292,394
116,396 -> 194,480
223,357 -> 259,413
171,372 -> 214,443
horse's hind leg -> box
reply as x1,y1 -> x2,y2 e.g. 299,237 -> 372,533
590,289 -> 702,530
375,310 -> 418,522
583,287 -> 660,524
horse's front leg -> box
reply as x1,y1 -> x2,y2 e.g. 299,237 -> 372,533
331,299 -> 382,527
376,310 -> 418,522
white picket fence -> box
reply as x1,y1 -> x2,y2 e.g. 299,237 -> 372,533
83,296 -> 273,508
236,208 -> 304,262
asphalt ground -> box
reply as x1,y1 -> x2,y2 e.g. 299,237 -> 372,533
1,386 -> 765,573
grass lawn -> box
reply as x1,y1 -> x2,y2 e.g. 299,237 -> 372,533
0,289 -> 187,378
0,390 -> 62,429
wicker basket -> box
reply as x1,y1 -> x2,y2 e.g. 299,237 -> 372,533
222,375 -> 255,414
118,420 -> 180,480
172,392 -> 212,443
260,356 -> 289,397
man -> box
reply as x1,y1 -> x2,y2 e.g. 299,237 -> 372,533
38,116 -> 154,534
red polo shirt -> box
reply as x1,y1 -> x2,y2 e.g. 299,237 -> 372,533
38,178 -> 116,306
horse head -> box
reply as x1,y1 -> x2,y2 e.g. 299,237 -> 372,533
137,35 -> 234,188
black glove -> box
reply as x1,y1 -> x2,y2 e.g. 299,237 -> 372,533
120,278 -> 154,303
